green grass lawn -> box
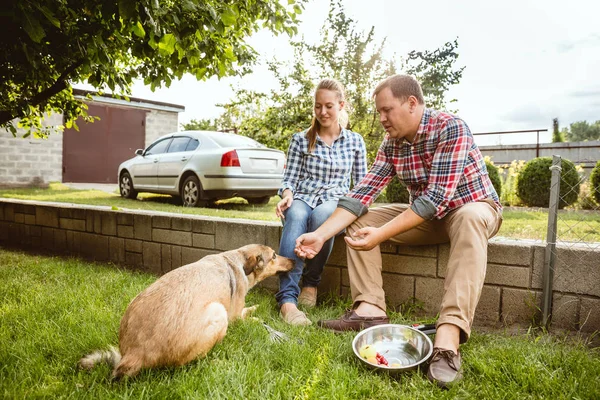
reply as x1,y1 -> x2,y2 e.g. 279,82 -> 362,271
1,248 -> 599,399
2,183 -> 599,242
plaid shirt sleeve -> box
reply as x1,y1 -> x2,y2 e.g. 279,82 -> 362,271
278,133 -> 303,197
352,134 -> 368,186
412,119 -> 473,219
346,135 -> 396,206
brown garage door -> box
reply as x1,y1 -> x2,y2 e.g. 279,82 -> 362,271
63,104 -> 146,183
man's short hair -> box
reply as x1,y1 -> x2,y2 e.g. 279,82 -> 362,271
373,75 -> 425,105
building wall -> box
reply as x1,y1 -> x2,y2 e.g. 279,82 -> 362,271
480,141 -> 600,176
0,106 -> 180,187
0,114 -> 64,187
144,109 -> 180,147
1,198 -> 598,333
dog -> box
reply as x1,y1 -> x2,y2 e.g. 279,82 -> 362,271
78,244 -> 293,379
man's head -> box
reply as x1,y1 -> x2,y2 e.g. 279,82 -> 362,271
373,75 -> 425,142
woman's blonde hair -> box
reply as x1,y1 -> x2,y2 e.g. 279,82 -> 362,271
306,78 -> 349,152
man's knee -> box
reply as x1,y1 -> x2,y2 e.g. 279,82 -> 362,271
451,204 -> 494,234
347,216 -> 366,236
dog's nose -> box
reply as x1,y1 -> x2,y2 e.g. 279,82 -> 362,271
279,256 -> 294,271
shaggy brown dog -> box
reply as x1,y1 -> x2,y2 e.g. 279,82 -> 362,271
78,244 -> 293,379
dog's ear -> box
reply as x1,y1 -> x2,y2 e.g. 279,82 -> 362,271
243,254 -> 263,275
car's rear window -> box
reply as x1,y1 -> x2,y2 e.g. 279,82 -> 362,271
210,134 -> 264,148
186,138 -> 199,151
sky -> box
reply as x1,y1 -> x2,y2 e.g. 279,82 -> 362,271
103,0 -> 600,146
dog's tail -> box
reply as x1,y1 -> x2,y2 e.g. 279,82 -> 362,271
78,346 -> 121,372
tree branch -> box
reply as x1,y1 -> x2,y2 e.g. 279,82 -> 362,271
0,58 -> 86,126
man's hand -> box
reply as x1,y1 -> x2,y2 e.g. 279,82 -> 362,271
295,232 -> 325,259
344,227 -> 385,251
276,193 -> 293,219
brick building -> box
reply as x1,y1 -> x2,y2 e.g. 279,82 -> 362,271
0,89 -> 185,186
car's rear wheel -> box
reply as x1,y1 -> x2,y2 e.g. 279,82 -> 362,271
181,175 -> 204,207
119,172 -> 138,199
246,196 -> 271,205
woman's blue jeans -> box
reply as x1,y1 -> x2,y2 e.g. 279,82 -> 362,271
276,199 -> 338,307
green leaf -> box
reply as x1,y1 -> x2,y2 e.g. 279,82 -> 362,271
224,46 -> 235,61
118,0 -> 137,20
221,8 -> 237,26
111,206 -> 119,210
38,6 -> 61,28
132,21 -> 145,38
22,12 -> 45,43
158,33 -> 176,56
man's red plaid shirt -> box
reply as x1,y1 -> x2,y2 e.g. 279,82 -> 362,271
346,108 -> 502,220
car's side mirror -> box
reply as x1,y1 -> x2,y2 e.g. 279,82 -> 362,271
135,149 -> 144,156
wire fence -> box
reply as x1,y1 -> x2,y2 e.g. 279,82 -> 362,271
542,155 -> 600,328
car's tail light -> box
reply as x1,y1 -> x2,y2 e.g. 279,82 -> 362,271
220,150 -> 241,167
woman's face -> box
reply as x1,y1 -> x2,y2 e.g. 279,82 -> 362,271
314,89 -> 343,129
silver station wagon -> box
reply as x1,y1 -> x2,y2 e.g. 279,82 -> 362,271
117,131 -> 285,207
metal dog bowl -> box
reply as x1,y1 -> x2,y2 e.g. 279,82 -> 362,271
352,324 -> 433,375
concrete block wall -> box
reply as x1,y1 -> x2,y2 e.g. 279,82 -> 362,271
0,114 -> 64,186
144,109 -> 180,147
1,198 -> 598,333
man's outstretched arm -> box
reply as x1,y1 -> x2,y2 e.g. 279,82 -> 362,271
294,207 -> 358,259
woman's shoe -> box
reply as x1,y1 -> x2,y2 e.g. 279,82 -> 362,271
298,288 -> 317,308
280,307 -> 312,326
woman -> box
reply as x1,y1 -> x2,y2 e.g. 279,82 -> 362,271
276,78 -> 367,325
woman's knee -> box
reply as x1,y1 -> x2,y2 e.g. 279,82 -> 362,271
285,201 -> 311,222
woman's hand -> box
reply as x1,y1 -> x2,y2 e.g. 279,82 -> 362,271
275,195 -> 293,219
344,227 -> 384,251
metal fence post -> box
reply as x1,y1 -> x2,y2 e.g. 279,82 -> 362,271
541,155 -> 561,327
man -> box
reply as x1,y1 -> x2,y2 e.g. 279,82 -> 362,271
294,74 -> 502,387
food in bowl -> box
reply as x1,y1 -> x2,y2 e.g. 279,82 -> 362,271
352,324 -> 433,374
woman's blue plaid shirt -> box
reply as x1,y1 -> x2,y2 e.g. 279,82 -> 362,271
278,128 -> 367,208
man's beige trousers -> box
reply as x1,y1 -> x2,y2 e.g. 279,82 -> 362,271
346,200 -> 502,343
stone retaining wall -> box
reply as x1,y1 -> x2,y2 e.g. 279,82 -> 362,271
1,198 -> 598,333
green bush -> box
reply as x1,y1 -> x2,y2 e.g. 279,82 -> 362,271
590,160 -> 600,205
485,160 -> 502,198
385,176 -> 410,203
516,157 -> 580,209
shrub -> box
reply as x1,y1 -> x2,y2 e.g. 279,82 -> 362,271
385,176 -> 410,203
516,157 -> 580,208
499,160 -> 525,207
590,160 -> 600,205
485,159 -> 502,198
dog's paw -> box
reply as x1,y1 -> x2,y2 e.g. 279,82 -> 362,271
241,305 -> 258,319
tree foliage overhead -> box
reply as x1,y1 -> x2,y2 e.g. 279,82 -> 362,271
0,0 -> 304,137
216,0 -> 464,163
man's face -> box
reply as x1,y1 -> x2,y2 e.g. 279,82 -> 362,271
375,87 -> 417,142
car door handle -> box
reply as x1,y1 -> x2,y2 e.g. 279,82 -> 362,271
153,159 -> 159,163
181,157 -> 188,162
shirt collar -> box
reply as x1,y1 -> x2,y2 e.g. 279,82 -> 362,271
316,126 -> 346,144
401,108 -> 431,146
415,108 -> 431,138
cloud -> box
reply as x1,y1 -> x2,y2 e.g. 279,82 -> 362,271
569,89 -> 600,98
502,104 -> 548,125
557,33 -> 600,53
